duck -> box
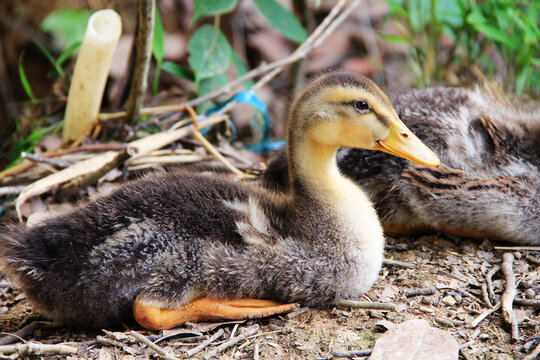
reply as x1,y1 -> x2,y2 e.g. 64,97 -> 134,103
263,86 -> 540,245
0,71 -> 439,330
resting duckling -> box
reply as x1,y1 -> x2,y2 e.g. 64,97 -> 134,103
264,86 -> 540,244
0,71 -> 439,330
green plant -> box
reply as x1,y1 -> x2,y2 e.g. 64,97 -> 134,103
382,0 -> 540,94
156,0 -> 306,110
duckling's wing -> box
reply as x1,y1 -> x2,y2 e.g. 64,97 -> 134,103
0,170 -> 253,328
397,163 -> 540,243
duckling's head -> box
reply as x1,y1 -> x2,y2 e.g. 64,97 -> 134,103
288,71 -> 440,166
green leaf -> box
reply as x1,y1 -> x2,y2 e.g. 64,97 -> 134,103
152,62 -> 162,96
187,25 -> 232,81
34,41 -> 64,76
515,65 -> 529,94
153,8 -> 165,63
386,2 -> 408,17
162,61 -> 195,81
466,10 -> 486,26
197,73 -> 228,112
531,58 -> 540,67
18,53 -> 36,102
56,41 -> 81,66
472,23 -> 516,48
253,0 -> 307,44
436,0 -> 464,27
231,51 -> 254,89
40,8 -> 92,49
378,32 -> 409,44
191,0 -> 239,25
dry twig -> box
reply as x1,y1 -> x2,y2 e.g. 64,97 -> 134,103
524,254 -> 540,265
523,340 -> 540,360
129,330 -> 179,360
485,265 -> 500,305
22,152 -> 72,168
470,302 -> 501,328
0,321 -> 50,346
494,246 -> 540,251
286,307 -> 310,319
184,328 -> 224,358
501,253 -> 519,342
0,342 -> 77,356
203,325 -> 259,360
334,299 -> 397,311
481,283 -> 493,308
406,287 -> 436,297
0,185 -> 25,196
513,298 -> 540,309
383,258 -> 414,269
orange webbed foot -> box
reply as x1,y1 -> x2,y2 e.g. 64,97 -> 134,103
133,297 -> 300,330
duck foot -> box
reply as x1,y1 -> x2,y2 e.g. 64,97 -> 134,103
133,297 -> 300,330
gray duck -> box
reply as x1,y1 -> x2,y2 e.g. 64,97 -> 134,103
263,86 -> 540,244
0,71 -> 439,330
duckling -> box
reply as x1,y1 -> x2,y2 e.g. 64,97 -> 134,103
0,71 -> 439,330
263,86 -> 540,244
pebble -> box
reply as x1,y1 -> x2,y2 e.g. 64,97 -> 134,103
479,333 -> 490,340
422,297 -> 433,305
525,288 -> 535,299
441,295 -> 456,306
453,294 -> 463,304
513,251 -> 522,260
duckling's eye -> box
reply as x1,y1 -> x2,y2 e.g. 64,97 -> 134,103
354,101 -> 370,111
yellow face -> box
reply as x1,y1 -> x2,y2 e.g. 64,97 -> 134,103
303,85 -> 440,167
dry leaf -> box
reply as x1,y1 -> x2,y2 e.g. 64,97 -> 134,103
369,319 -> 458,360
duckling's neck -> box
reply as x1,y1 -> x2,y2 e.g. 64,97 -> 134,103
288,138 -> 384,248
289,140 -> 345,199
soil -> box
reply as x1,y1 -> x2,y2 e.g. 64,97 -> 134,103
0,232 -> 538,359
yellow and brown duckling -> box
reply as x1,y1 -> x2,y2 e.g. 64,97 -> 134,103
264,86 -> 540,244
0,71 -> 439,330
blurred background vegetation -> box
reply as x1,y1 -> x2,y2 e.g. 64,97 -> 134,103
0,0 -> 538,171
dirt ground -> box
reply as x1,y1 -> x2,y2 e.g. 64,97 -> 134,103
0,231 -> 538,360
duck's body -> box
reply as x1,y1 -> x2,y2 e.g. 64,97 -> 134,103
0,71 -> 439,330
264,87 -> 540,244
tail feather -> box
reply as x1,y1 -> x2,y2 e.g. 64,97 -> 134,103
0,224 -> 45,285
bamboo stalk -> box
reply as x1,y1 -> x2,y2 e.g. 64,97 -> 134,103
63,9 -> 122,143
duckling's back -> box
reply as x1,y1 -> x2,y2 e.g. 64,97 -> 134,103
0,171 -> 248,328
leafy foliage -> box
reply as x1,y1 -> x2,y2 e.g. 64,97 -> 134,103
191,0 -> 239,25
383,0 -> 540,94
165,0 -> 306,100
40,8 -> 92,49
18,53 -> 36,103
252,0 -> 307,44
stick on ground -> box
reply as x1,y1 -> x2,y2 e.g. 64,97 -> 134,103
129,330 -> 179,360
203,325 -> 259,360
184,328 -> 225,358
334,299 -> 397,311
0,342 -> 77,355
501,253 -> 519,342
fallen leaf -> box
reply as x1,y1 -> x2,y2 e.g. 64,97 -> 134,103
369,319 -> 458,360
155,328 -> 203,343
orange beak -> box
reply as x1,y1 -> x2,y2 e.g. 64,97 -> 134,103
374,118 -> 440,167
